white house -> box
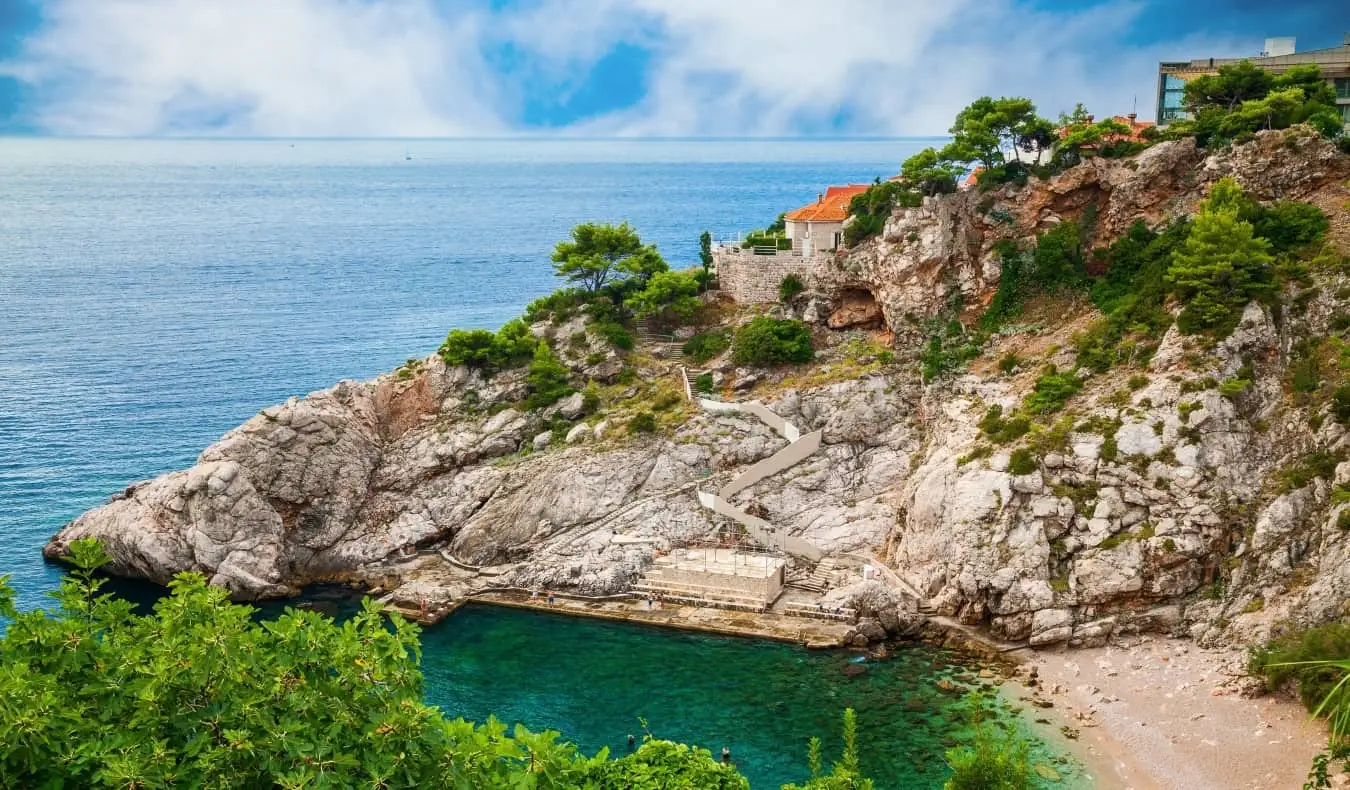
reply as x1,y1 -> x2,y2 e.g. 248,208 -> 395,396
782,184 -> 871,256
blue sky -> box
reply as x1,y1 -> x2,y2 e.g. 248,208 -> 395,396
0,0 -> 1344,137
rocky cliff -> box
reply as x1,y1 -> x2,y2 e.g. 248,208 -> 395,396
48,128 -> 1350,649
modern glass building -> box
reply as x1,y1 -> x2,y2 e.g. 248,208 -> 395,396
1156,35 -> 1350,130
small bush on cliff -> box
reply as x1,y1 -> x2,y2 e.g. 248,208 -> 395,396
524,344 -> 574,410
845,181 -> 922,246
1250,624 -> 1350,788
779,273 -> 806,303
1023,367 -> 1083,414
732,317 -> 814,367
1007,448 -> 1038,476
782,708 -> 874,790
627,411 -> 657,434
683,329 -> 731,363
439,318 -> 539,375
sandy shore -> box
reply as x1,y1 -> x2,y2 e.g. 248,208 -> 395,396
1014,636 -> 1335,790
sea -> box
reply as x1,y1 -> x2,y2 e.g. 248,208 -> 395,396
0,137 -> 1081,787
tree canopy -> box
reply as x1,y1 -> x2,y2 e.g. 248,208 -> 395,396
551,222 -> 667,293
944,96 -> 1053,170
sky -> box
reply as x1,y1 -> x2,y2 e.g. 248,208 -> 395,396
0,0 -> 1344,137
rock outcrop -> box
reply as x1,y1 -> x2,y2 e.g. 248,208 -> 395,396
46,129 -> 1350,650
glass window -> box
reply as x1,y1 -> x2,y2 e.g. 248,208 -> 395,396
1336,78 -> 1350,99
1162,91 -> 1185,109
1340,103 -> 1350,123
1163,74 -> 1187,90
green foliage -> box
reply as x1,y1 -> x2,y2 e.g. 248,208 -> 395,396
0,542 -> 800,788
592,320 -> 634,350
1332,384 -> 1350,425
699,230 -> 714,274
694,373 -> 715,394
1281,451 -> 1343,492
919,324 -> 985,382
899,147 -> 964,196
1250,623 -> 1350,785
944,96 -> 1054,172
1128,374 -> 1150,390
1168,179 -> 1275,336
524,287 -> 588,324
780,273 -> 806,303
845,181 -> 922,246
1248,200 -> 1330,255
1023,367 -> 1082,414
626,270 -> 701,322
627,411 -> 657,434
524,344 -> 575,411
1176,62 -> 1342,148
1220,375 -> 1253,398
683,329 -> 732,364
439,318 -> 540,376
592,739 -> 750,789
552,221 -> 667,293
998,353 -> 1020,375
732,317 -> 814,367
781,709 -> 874,790
1054,116 -> 1135,168
1007,448 -> 1038,476
943,693 -> 1034,790
581,382 -> 602,414
979,405 -> 1031,445
982,220 -> 1089,331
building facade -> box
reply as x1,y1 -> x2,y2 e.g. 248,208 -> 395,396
1156,35 -> 1350,129
782,184 -> 870,257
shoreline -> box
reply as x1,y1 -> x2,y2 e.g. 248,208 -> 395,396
1013,636 -> 1332,790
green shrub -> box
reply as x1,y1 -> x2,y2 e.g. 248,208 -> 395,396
627,411 -> 657,434
979,405 -> 1031,444
694,373 -> 715,394
1281,451 -> 1343,491
653,391 -> 682,411
844,181 -> 922,246
997,353 -> 1020,375
581,382 -> 602,414
1332,385 -> 1350,424
523,344 -> 574,411
523,287 -> 587,323
731,317 -> 814,367
779,274 -> 806,303
1023,367 -> 1082,414
438,318 -> 539,376
1128,374 -> 1150,390
592,321 -> 634,350
942,693 -> 1034,790
1219,376 -> 1252,398
683,329 -> 731,364
1007,448 -> 1038,476
1250,623 -> 1350,716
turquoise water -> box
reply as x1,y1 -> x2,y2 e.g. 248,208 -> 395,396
422,604 -> 1075,789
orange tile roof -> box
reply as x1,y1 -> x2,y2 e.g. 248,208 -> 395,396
784,184 -> 871,223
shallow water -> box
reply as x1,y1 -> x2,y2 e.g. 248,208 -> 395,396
421,604 -> 1078,789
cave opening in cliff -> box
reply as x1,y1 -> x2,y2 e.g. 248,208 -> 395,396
827,288 -> 884,330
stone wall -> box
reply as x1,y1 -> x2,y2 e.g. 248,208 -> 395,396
646,563 -> 784,602
713,249 -> 831,304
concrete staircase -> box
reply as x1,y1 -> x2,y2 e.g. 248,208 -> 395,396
684,394 -> 825,562
787,557 -> 839,594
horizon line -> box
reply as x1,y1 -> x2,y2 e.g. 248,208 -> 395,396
0,134 -> 953,143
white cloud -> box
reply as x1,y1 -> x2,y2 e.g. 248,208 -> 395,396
2,0 -> 504,136
1,0 -> 1254,136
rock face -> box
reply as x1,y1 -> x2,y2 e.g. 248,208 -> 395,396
46,130 -> 1350,651
821,130 -> 1350,333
